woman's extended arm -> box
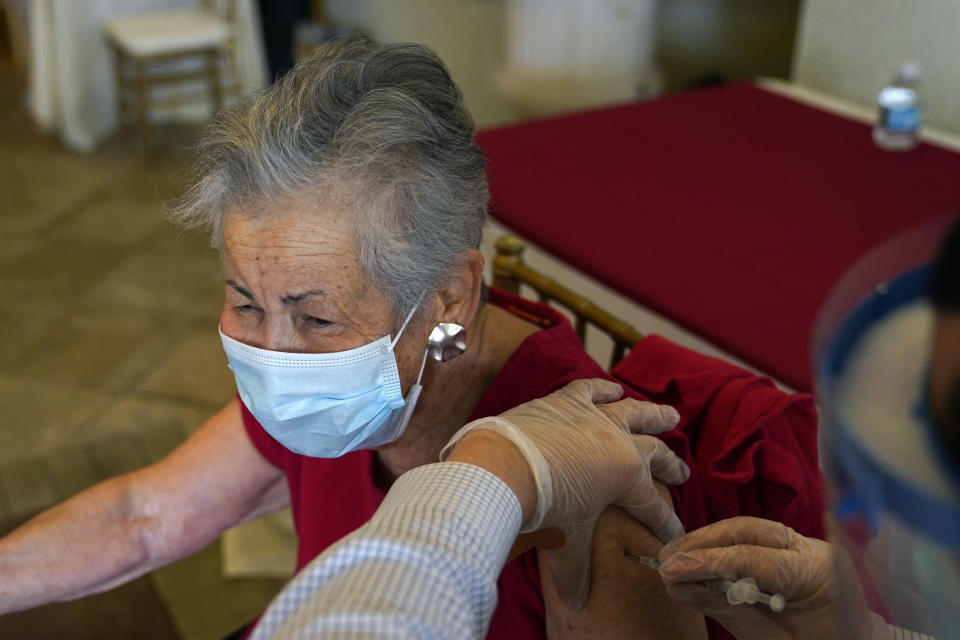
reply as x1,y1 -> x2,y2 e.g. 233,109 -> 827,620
0,397 -> 288,614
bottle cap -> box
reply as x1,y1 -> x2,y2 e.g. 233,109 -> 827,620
898,63 -> 921,84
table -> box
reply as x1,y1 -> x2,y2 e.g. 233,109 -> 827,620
27,0 -> 267,153
477,81 -> 960,391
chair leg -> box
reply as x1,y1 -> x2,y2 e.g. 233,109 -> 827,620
111,47 -> 128,130
133,58 -> 152,156
230,53 -> 242,102
206,50 -> 223,114
224,40 -> 242,102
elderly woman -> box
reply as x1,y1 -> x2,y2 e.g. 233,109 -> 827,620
0,37 -> 707,639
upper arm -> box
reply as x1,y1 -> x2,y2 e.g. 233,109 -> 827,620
128,397 -> 290,564
540,482 -> 707,640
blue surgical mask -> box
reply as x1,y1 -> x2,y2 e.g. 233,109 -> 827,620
219,304 -> 426,458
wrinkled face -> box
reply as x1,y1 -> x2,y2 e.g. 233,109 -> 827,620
218,202 -> 431,391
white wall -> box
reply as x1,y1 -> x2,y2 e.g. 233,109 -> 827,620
794,0 -> 960,134
323,0 -> 801,126
324,0 -> 519,128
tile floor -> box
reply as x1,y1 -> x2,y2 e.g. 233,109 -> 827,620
0,67 -> 286,638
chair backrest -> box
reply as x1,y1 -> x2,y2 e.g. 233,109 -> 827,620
199,0 -> 237,26
493,235 -> 642,369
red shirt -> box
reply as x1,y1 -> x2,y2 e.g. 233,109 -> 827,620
240,288 -> 822,639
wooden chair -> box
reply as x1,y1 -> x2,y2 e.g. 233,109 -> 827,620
105,0 -> 239,155
1,0 -> 29,74
493,235 -> 642,369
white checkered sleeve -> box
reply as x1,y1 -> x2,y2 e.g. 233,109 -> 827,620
249,462 -> 523,640
889,625 -> 937,640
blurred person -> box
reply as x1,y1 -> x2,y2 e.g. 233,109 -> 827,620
655,216 -> 960,640
257,0 -> 311,80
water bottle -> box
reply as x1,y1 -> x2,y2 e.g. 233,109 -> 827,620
873,63 -> 922,151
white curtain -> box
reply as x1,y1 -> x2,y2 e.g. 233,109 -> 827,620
501,0 -> 659,116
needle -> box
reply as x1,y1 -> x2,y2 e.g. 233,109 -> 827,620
629,554 -> 786,613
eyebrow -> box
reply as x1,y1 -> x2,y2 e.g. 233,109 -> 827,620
280,290 -> 327,306
224,279 -> 255,301
223,280 -> 326,306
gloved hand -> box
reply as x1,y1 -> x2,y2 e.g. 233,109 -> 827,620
657,516 -> 889,640
440,378 -> 690,611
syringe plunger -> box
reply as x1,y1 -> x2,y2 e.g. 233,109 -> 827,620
709,578 -> 786,613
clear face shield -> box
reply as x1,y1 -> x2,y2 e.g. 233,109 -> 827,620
813,217 -> 960,640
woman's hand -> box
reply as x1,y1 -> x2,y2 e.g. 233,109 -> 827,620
657,516 -> 888,640
442,377 -> 690,610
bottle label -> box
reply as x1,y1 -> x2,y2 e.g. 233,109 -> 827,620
881,105 -> 921,133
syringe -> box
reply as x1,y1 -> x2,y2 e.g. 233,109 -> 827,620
632,555 -> 786,613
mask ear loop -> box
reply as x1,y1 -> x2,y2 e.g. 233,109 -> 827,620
413,348 -> 429,386
390,294 -> 430,386
389,298 -> 422,350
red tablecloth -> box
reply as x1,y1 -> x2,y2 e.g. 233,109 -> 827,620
478,83 -> 960,391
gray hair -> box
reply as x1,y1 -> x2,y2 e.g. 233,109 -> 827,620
172,35 -> 488,319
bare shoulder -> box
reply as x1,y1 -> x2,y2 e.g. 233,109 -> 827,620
540,483 -> 707,640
